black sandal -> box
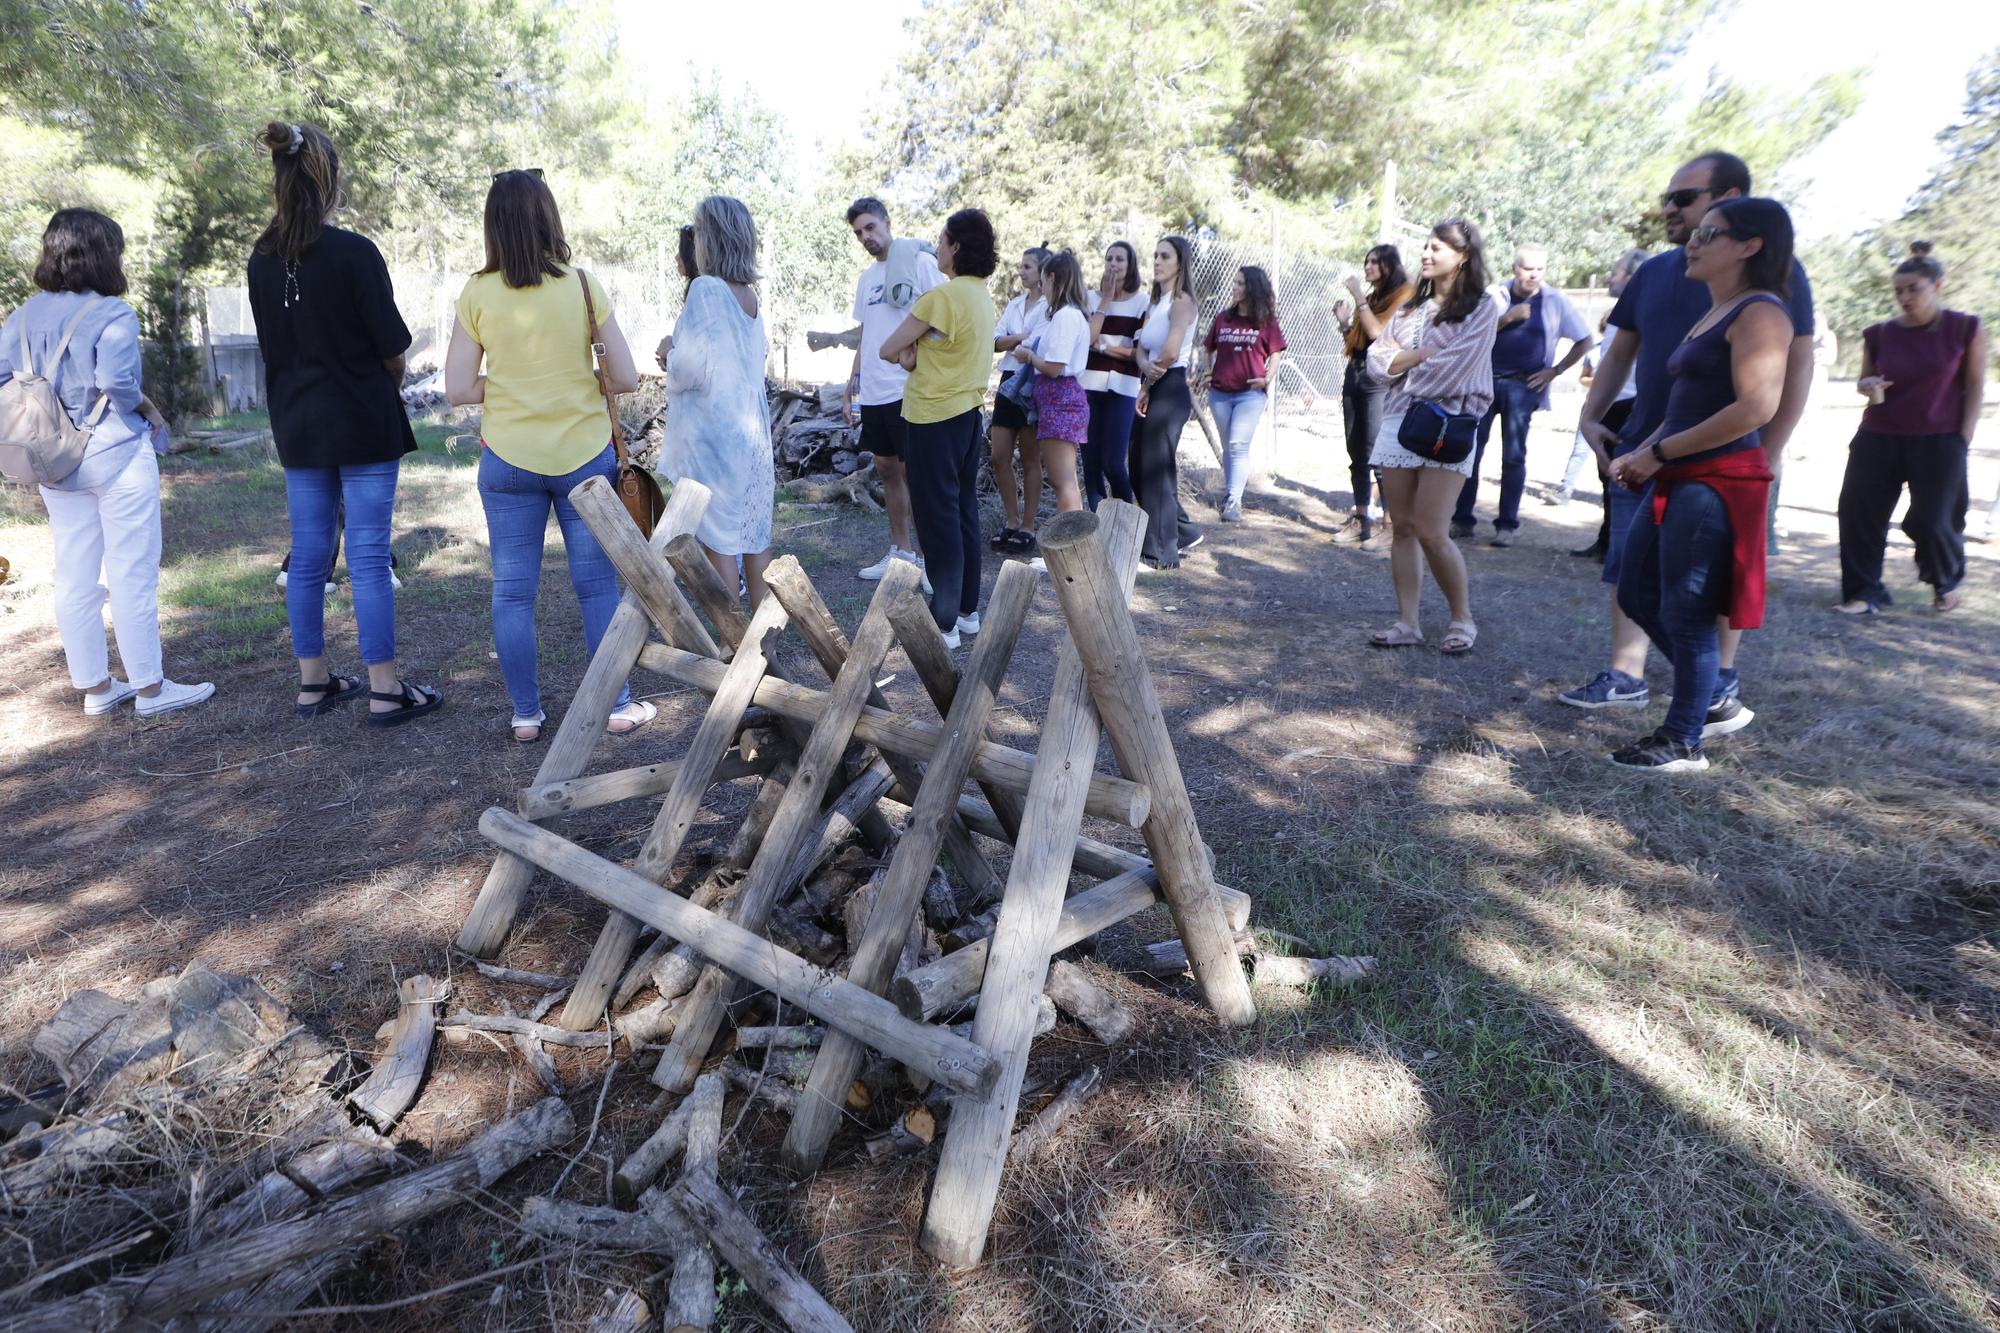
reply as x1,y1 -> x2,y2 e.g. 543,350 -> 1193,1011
296,673 -> 366,719
1003,529 -> 1038,555
988,527 -> 1018,552
366,679 -> 444,729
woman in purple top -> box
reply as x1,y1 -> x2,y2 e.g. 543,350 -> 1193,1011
1835,243 -> 1987,614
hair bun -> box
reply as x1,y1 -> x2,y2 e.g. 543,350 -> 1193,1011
1909,240 -> 1934,258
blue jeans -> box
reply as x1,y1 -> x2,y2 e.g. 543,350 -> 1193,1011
1454,375 -> 1539,531
1208,388 -> 1267,504
477,444 -> 628,719
1083,389 -> 1136,509
1616,481 -> 1733,747
284,460 -> 398,665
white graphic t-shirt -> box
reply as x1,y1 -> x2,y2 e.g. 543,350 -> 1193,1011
852,250 -> 945,408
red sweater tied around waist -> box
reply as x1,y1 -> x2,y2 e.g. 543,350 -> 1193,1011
1648,449 -> 1774,629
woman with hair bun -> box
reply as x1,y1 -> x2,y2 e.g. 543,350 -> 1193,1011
445,169 -> 646,743
0,208 -> 212,717
880,207 -> 999,646
1835,241 -> 1986,614
248,121 -> 435,726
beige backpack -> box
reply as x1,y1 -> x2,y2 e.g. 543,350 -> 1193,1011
0,297 -> 112,486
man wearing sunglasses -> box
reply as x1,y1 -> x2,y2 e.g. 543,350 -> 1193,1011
1557,150 -> 1816,734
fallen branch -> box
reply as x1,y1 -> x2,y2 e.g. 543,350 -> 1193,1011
668,1174 -> 855,1333
439,1010 -> 615,1048
346,974 -> 444,1132
1008,1067 -> 1103,1162
1252,954 -> 1377,987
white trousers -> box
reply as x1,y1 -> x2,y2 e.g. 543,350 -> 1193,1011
39,445 -> 164,689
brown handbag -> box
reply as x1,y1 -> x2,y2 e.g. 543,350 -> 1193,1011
579,269 -> 665,537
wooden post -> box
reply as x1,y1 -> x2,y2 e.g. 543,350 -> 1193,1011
516,750 -> 772,821
632,644 -> 1150,827
572,478 -> 720,660
456,480 -> 712,957
762,557 -> 1000,895
782,560 -> 1040,1174
919,500 -> 1144,1268
1037,507 -> 1258,1028
479,807 -> 1000,1099
883,589 -> 1027,843
559,592 -> 792,1029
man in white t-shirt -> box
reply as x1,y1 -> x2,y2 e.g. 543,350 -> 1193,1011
842,197 -> 944,585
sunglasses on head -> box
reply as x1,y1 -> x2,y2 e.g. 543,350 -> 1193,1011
1660,187 -> 1709,209
1685,224 -> 1749,247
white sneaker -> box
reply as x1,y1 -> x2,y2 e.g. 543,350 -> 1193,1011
83,677 -> 137,716
273,569 -> 337,594
1027,556 -> 1047,573
858,549 -> 896,581
135,678 -> 215,717
955,612 -> 981,636
940,627 -> 961,650
389,568 -> 405,591
890,547 -> 933,595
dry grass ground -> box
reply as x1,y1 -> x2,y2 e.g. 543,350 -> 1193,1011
1,387 -> 1996,1331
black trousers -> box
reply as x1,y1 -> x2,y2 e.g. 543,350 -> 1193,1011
1837,428 -> 1968,606
904,406 -> 986,627
1129,367 -> 1201,565
1341,353 -> 1383,513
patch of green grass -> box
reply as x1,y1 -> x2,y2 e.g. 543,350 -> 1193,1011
159,557 -> 288,661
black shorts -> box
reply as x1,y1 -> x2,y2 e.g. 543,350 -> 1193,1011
990,374 -> 1028,431
859,401 -> 906,459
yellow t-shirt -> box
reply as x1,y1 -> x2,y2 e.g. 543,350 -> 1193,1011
455,265 -> 614,475
902,275 -> 997,425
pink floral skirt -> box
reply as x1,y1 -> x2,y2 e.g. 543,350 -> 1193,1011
1032,374 -> 1089,444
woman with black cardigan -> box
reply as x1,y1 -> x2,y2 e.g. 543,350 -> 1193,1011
247,120 -> 440,726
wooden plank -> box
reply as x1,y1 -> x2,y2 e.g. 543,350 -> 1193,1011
1036,508 -> 1257,1027
652,559 -> 922,1093
516,749 -> 772,821
633,644 -> 1150,827
783,559 -> 1040,1174
668,1174 -> 856,1333
478,808 -> 999,1099
918,499 -> 1145,1269
456,479 -> 711,957
560,590 -> 793,1029
345,974 -> 443,1132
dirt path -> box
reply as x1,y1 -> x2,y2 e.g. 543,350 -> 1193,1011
2,404 -> 1997,1330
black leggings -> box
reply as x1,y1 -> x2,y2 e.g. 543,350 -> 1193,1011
1837,428 -> 1968,606
1129,367 -> 1200,565
1341,353 -> 1383,512
1084,388 -> 1137,508
904,407 -> 985,627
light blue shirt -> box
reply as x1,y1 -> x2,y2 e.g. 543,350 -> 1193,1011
0,290 -> 154,490
1484,280 -> 1593,410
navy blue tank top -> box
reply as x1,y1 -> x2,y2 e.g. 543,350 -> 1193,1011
1658,292 -> 1786,464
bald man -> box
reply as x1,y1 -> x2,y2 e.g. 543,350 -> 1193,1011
1452,244 -> 1594,546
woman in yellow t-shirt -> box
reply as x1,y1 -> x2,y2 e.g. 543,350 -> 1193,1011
879,208 -> 998,646
445,171 -> 648,744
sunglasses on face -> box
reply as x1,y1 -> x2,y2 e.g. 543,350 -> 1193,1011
1685,224 -> 1748,248
1660,187 -> 1709,209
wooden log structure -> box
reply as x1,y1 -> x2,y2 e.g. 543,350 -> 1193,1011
517,749 -> 773,821
782,559 -> 1041,1174
651,558 -> 922,1094
919,499 -> 1145,1268
12,1097 -> 575,1333
560,490 -> 795,1031
1037,507 -> 1257,1029
632,642 -> 1151,828
478,808 -> 1000,1100
345,974 -> 443,1132
457,480 -> 712,957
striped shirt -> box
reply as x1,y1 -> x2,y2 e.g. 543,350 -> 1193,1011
1081,288 -> 1148,397
1367,296 -> 1501,419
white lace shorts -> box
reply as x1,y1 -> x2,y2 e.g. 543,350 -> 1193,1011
1369,410 -> 1476,478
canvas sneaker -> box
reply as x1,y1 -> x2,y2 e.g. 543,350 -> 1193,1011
1221,498 -> 1243,522
82,678 -> 138,716
1607,729 -> 1708,773
1558,670 -> 1649,710
955,612 -> 981,637
940,626 -> 961,650
135,678 -> 215,718
857,548 -> 898,580
1701,696 -> 1755,739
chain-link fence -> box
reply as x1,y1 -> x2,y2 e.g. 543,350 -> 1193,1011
1185,235 -> 1355,413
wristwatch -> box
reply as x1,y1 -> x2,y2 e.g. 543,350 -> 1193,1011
1650,441 -> 1668,465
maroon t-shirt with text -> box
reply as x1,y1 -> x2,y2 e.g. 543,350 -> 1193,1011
1204,313 -> 1287,393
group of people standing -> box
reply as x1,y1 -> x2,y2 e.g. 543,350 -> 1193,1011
2,129 -> 1983,777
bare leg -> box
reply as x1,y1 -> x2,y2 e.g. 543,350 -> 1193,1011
876,454 -> 916,553
1717,617 -> 1741,670
1019,433 -> 1045,533
742,550 -> 772,607
1412,466 -> 1473,623
1378,467 -> 1425,627
1041,441 -> 1083,513
705,544 -> 742,600
1609,601 -> 1651,678
988,424 -> 1021,531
